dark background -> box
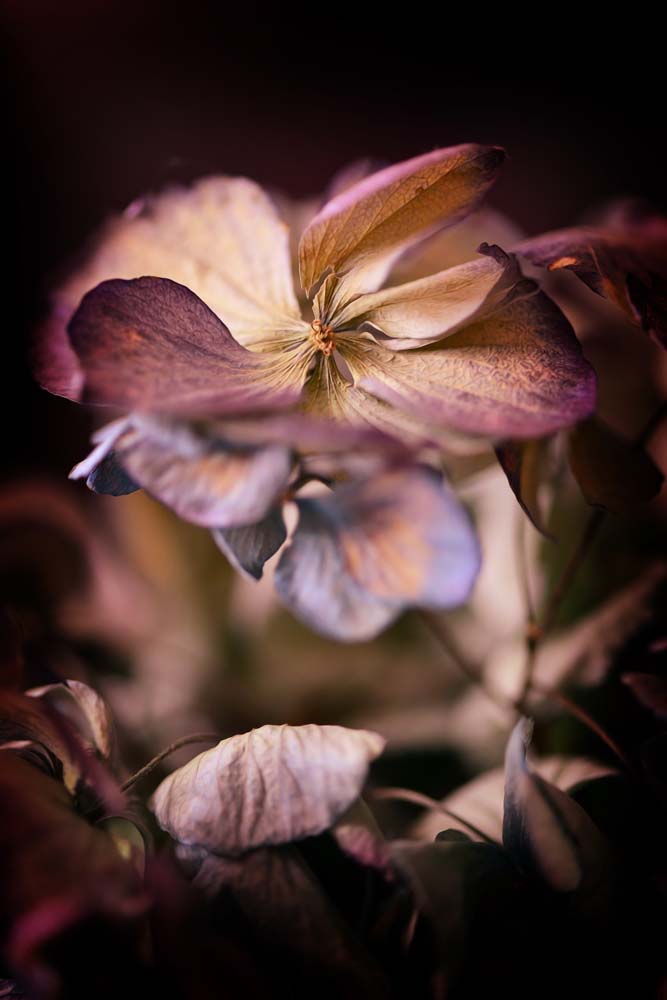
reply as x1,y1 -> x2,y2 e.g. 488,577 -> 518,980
2,2 -> 664,481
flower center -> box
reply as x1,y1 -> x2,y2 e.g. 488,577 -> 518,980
310,319 -> 336,357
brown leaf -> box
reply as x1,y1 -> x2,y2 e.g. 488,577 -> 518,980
495,436 -> 554,537
568,416 -> 663,513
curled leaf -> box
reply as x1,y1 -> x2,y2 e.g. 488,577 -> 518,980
495,436 -> 554,537
518,214 -> 667,348
27,679 -> 116,761
502,719 -> 610,894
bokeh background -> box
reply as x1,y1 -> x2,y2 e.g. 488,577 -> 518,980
3,3 -> 666,803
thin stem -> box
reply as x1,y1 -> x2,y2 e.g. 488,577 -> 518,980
539,508 -> 605,635
419,611 -> 514,712
530,684 -> 632,769
421,613 -> 631,768
369,786 -> 499,845
121,733 -> 220,792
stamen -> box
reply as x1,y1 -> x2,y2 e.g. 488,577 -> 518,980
310,319 -> 336,357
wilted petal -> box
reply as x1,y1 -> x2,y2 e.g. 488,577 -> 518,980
335,245 -> 535,349
503,719 -> 610,893
68,277 -> 304,412
48,176 -> 302,357
212,506 -> 287,580
274,467 -> 480,641
342,292 -> 596,439
111,417 -> 293,528
299,145 -> 505,301
518,216 -> 667,348
150,723 -> 384,854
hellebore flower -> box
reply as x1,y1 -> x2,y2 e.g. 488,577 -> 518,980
37,145 -> 596,639
38,144 -> 595,442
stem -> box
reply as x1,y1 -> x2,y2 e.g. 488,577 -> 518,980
539,508 -> 605,635
529,684 -> 632,769
121,733 -> 220,792
422,613 -> 631,768
369,786 -> 499,845
419,611 -> 514,712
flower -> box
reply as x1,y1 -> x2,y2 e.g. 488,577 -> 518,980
38,144 -> 595,443
36,145 -> 597,640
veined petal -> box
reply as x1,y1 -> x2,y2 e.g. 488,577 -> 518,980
274,467 -> 480,641
67,277 -> 304,413
49,176 -> 302,359
299,145 -> 505,303
111,416 -> 293,528
518,215 -> 667,348
335,245 -> 535,349
304,357 -> 483,454
341,292 -> 596,440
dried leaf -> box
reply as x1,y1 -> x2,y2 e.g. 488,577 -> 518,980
495,436 -> 554,537
27,680 -> 116,760
502,719 -> 610,894
568,416 -> 663,513
151,724 -> 385,855
518,215 -> 667,348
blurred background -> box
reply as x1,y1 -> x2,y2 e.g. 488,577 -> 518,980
2,2 -> 666,811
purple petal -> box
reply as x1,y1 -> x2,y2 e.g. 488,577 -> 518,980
67,277 -> 300,413
345,291 -> 597,439
275,467 -> 480,641
112,417 -> 293,528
